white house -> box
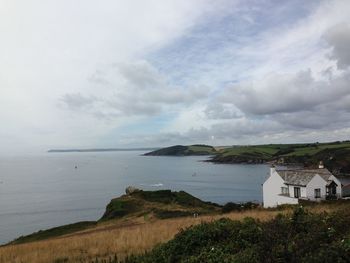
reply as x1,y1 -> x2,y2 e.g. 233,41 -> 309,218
263,164 -> 342,208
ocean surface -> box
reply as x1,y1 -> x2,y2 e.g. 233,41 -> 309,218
0,151 -> 268,244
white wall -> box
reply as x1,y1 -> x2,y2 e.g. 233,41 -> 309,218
306,174 -> 326,201
302,174 -> 342,200
263,168 -> 299,208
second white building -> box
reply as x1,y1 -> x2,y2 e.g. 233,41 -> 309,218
263,165 -> 342,208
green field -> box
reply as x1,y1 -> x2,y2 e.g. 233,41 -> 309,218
145,141 -> 350,175
219,142 -> 350,158
212,141 -> 350,175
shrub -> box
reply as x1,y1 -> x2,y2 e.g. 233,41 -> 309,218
123,207 -> 350,263
222,201 -> 258,213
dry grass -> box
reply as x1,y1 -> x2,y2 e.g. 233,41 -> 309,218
0,209 -> 284,263
1,203 -> 342,263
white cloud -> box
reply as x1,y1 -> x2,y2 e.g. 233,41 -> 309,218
220,69 -> 350,115
1,0 -> 350,153
0,0 -> 219,152
61,60 -> 212,119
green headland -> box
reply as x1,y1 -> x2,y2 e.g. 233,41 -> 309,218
145,141 -> 350,175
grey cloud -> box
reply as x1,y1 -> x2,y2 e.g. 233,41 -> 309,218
117,61 -> 164,88
61,61 -> 211,119
220,69 -> 350,116
204,103 -> 242,119
119,110 -> 350,147
118,118 -> 286,147
88,70 -> 110,85
115,61 -> 210,105
324,23 -> 350,69
60,93 -> 97,110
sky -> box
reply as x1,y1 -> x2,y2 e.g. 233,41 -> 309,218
1,0 -> 350,153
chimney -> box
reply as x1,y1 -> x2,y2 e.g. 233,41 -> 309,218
319,161 -> 324,169
270,164 -> 276,175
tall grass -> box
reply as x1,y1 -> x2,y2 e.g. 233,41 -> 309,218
0,210 -> 282,263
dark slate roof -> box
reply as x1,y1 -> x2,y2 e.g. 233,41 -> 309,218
276,168 -> 333,186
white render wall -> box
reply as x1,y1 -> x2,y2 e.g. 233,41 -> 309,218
263,168 -> 299,208
306,174 -> 327,201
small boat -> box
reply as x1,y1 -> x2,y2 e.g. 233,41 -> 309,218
192,172 -> 197,177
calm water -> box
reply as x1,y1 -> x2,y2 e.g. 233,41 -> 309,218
0,151 -> 268,244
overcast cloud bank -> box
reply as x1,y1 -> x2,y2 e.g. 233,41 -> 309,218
1,0 -> 350,153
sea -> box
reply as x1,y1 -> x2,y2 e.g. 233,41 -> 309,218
0,151 -> 269,244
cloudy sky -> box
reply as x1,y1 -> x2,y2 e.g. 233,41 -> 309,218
1,0 -> 350,153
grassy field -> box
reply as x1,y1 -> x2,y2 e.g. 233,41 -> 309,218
1,201 -> 348,263
219,141 -> 350,157
211,141 -> 350,174
144,144 -> 216,156
186,145 -> 216,155
144,141 -> 350,174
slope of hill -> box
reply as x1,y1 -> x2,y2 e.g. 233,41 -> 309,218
3,201 -> 350,263
101,189 -> 221,220
144,141 -> 350,175
125,207 -> 350,263
211,141 -> 350,175
8,189 -> 221,245
144,144 -> 216,156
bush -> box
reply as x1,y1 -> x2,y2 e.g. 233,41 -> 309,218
222,202 -> 258,213
123,207 -> 350,263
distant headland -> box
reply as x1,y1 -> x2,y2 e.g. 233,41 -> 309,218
48,148 -> 159,153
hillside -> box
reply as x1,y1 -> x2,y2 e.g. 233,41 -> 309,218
2,200 -> 350,263
125,206 -> 350,263
144,141 -> 350,175
9,189 -> 221,245
144,144 -> 217,156
211,141 -> 350,175
101,189 -> 221,220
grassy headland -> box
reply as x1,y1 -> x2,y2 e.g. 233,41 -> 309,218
8,190 -> 221,246
101,189 -> 221,220
143,144 -> 216,156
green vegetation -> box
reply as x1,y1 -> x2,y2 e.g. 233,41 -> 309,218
222,202 -> 259,213
144,141 -> 350,175
124,207 -> 350,263
101,190 -> 221,220
211,141 -> 350,175
9,221 -> 96,245
144,144 -> 216,156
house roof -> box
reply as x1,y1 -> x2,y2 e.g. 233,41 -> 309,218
276,168 -> 333,186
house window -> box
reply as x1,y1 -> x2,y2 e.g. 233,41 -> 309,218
314,188 -> 321,198
281,187 -> 289,195
294,187 -> 301,198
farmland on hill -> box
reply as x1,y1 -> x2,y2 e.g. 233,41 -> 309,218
211,141 -> 350,174
145,141 -> 350,175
